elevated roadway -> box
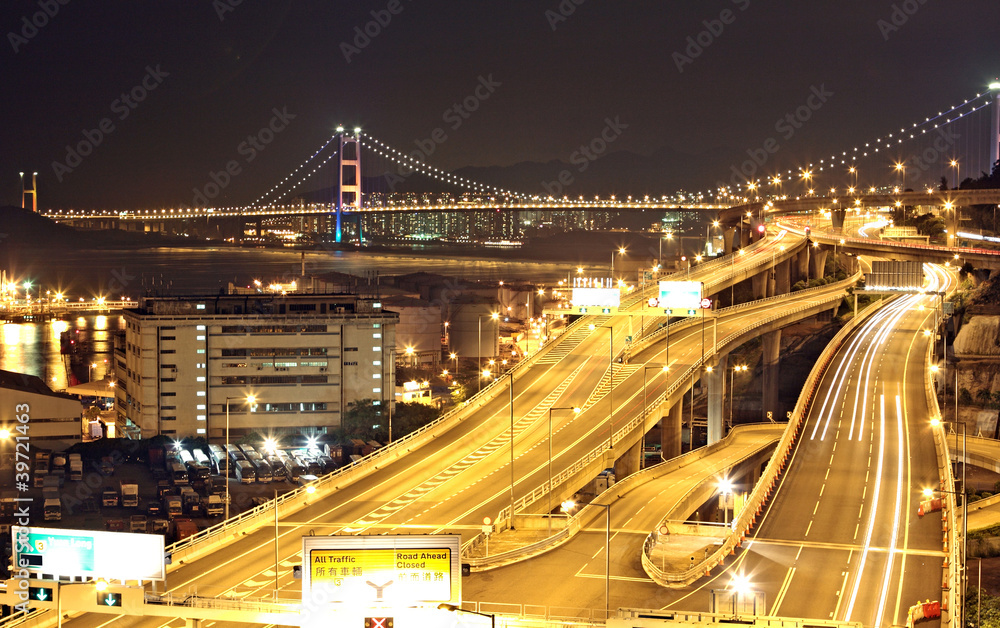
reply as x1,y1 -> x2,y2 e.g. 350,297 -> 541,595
13,235 -> 860,627
463,265 -> 957,627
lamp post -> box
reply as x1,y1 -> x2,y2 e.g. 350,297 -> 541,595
611,247 -> 626,281
562,499 -> 611,616
547,406 -> 580,532
950,159 -> 960,190
659,234 -> 672,267
478,312 -> 499,393
729,364 -> 748,430
642,365 -> 669,430
224,393 -> 255,522
588,323 -> 615,451
718,478 -> 734,526
438,604 -> 494,628
931,416 -> 966,628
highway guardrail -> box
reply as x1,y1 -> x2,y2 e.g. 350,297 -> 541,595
462,424 -> 782,569
640,290 -> 890,587
165,303 -> 602,567
469,276 -> 856,557
928,328 -> 961,625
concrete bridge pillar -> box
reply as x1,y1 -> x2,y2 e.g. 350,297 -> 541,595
772,258 -> 791,296
751,270 -> 768,300
723,227 -> 736,253
706,354 -> 727,444
795,250 -> 809,284
831,208 -> 846,231
762,330 -> 781,421
662,399 -> 683,460
185,620 -> 202,628
739,225 -> 750,249
809,248 -> 828,280
613,439 -> 643,481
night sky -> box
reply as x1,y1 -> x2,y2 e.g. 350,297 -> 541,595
2,1 -> 999,209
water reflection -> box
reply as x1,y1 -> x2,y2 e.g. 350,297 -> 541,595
0,315 -> 123,390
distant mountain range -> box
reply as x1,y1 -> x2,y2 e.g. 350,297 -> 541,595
298,146 -> 735,201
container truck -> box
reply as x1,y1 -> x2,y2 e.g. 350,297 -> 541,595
120,482 -> 139,508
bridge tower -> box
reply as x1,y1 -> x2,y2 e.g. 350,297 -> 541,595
19,171 -> 37,213
991,81 -> 1000,173
334,127 -> 362,243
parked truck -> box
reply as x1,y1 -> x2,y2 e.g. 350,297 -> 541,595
165,496 -> 183,520
120,482 -> 139,508
68,454 -> 83,481
202,494 -> 223,517
101,487 -> 119,507
172,517 -> 199,542
43,488 -> 61,521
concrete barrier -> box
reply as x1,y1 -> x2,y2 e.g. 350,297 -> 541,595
641,294 -> 890,587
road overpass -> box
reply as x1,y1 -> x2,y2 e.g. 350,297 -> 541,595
1,232 -> 867,627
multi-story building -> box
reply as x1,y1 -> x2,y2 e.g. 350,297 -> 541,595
115,294 -> 397,441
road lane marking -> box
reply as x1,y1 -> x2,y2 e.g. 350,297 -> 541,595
874,393 -> 906,627
844,393 -> 888,621
771,566 -> 796,615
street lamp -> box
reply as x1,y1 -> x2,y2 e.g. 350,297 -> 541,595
729,364 -> 748,429
588,323 -> 615,451
642,365 -> 669,436
895,162 -> 906,193
224,393 -> 255,522
728,572 -> 758,619
930,415 -> 966,626
547,406 -> 580,532
659,233 -> 673,267
611,246 -> 627,282
478,312 -> 500,393
89,362 -> 98,383
562,499 -> 611,616
438,604 -> 494,628
718,478 -> 734,526
950,159 -> 960,190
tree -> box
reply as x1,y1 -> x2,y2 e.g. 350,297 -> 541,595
339,399 -> 442,444
977,389 -> 993,407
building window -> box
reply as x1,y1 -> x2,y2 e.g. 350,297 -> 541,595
196,335 -> 206,341
196,404 -> 206,410
373,374 -> 381,379
160,378 -> 176,383
196,304 -> 206,310
161,336 -> 176,341
197,349 -> 206,354
373,333 -> 382,339
161,392 -> 176,397
162,416 -> 176,421
197,415 -> 206,421
373,347 -> 381,352
373,388 -> 381,393
197,391 -> 206,397
196,428 -> 206,434
373,324 -> 381,329
161,349 -> 176,354
373,360 -> 381,366
196,325 -> 206,331
196,376 -> 206,382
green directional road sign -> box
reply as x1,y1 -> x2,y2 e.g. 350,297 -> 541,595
97,592 -> 122,607
28,587 -> 52,602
